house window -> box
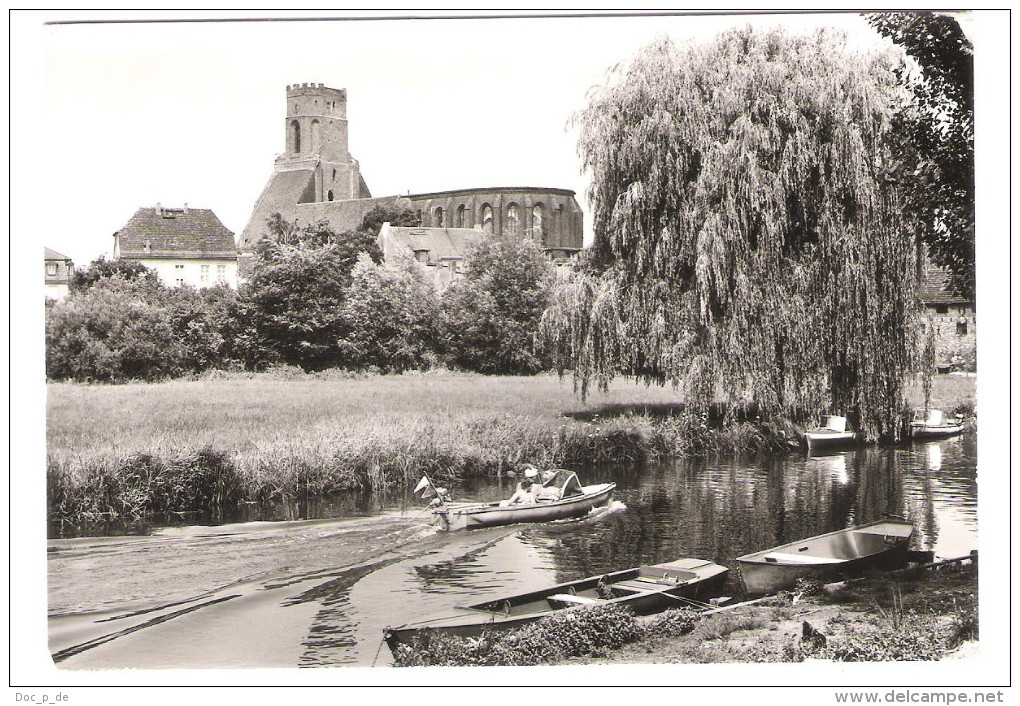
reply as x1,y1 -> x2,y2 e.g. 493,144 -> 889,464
956,318 -> 968,336
481,204 -> 493,233
532,204 -> 544,243
505,204 -> 520,237
217,265 -> 226,282
934,304 -> 949,314
46,263 -> 57,276
200,265 -> 209,283
435,207 -> 444,227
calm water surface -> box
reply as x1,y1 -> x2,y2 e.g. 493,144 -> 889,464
48,436 -> 977,669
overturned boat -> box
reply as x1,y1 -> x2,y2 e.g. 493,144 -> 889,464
383,557 -> 728,652
735,519 -> 915,595
432,470 -> 615,531
910,409 -> 965,440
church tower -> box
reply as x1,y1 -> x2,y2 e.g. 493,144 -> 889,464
239,83 -> 374,258
276,83 -> 367,203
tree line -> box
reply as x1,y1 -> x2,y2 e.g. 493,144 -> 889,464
46,16 -> 973,440
45,205 -> 556,382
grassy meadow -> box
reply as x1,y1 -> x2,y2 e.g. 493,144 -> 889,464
46,370 -> 976,527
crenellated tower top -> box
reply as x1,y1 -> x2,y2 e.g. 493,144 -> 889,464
286,83 -> 347,120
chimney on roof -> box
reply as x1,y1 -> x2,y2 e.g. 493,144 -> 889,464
184,203 -> 189,214
156,202 -> 162,216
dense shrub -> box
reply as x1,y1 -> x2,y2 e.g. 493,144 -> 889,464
46,277 -> 237,382
70,255 -> 160,293
46,278 -> 188,382
339,251 -> 440,372
440,232 -> 555,374
816,614 -> 957,661
392,604 -> 639,667
237,209 -> 419,372
236,237 -> 367,372
639,607 -> 701,638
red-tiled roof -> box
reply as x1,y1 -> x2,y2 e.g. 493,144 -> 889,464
920,263 -> 969,305
386,226 -> 473,260
116,207 -> 236,259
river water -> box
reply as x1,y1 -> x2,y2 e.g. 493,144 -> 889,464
47,436 -> 977,669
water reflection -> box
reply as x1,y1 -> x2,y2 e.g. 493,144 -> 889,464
49,435 -> 977,668
526,436 -> 977,587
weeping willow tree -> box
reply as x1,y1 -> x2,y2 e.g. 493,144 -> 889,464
542,27 -> 927,440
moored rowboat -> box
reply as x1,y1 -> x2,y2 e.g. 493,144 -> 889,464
383,557 -> 729,653
432,471 -> 614,531
803,415 -> 857,452
735,519 -> 915,595
910,409 -> 965,440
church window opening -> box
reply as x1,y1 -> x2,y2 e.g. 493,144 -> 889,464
290,120 -> 301,153
505,204 -> 520,237
532,204 -> 544,243
481,205 -> 493,233
327,190 -> 334,201
332,168 -> 337,180
310,119 -> 321,149
457,205 -> 467,227
435,207 -> 444,227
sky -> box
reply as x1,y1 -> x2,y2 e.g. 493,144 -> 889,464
24,10 -> 912,267
9,9 -> 1013,695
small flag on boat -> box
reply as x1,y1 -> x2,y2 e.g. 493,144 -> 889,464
414,476 -> 432,495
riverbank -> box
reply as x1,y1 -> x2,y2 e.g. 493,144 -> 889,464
570,558 -> 978,665
393,557 -> 978,667
46,371 -> 976,530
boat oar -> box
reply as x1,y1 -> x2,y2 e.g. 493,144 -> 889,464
660,592 -> 715,610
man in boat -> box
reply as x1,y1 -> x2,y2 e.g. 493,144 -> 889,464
501,467 -> 540,506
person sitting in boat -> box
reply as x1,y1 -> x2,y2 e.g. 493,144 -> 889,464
501,467 -> 540,506
533,469 -> 562,503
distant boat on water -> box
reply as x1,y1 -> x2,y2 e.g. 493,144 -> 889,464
910,409 -> 965,440
803,415 -> 857,452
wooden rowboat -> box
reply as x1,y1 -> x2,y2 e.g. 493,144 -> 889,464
735,519 -> 915,595
383,557 -> 728,652
910,409 -> 965,440
432,471 -> 615,531
803,415 -> 857,452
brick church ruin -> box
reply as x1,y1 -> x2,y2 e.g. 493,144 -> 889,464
238,83 -> 584,279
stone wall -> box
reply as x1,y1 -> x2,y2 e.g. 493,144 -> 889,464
407,187 -> 583,254
926,303 -> 976,371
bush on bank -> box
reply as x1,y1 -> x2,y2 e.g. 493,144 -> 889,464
392,604 -> 646,667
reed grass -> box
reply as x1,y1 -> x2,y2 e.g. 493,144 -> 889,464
46,371 -> 976,527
